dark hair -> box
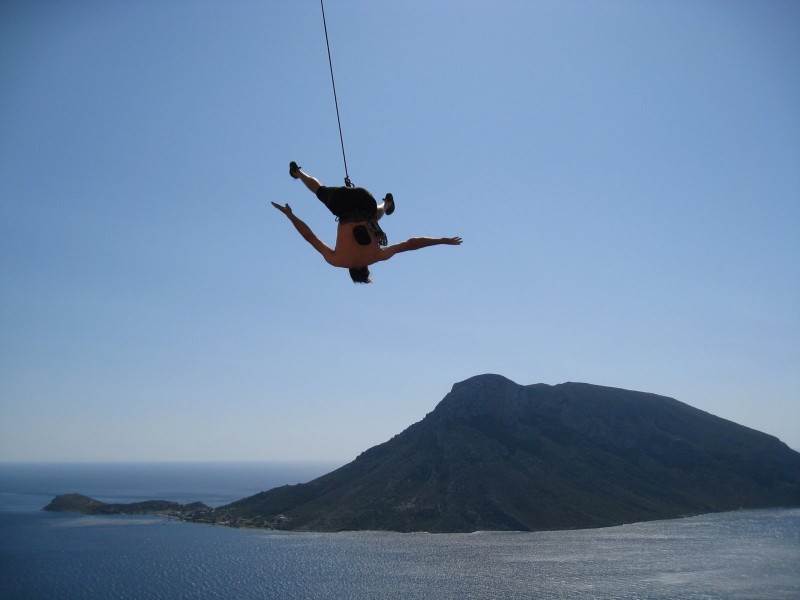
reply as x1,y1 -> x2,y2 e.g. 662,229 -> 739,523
349,267 -> 371,284
352,225 -> 371,246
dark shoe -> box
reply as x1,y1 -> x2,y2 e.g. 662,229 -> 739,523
383,193 -> 395,215
289,161 -> 301,179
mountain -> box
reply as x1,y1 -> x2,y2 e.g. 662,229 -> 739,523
211,374 -> 800,532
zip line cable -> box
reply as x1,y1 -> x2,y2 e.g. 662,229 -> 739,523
320,0 -> 353,187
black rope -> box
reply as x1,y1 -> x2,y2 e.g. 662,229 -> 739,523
320,0 -> 353,187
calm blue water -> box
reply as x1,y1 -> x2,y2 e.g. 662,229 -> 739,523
1,463 -> 798,599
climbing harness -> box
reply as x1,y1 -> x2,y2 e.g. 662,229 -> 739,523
320,0 -> 353,187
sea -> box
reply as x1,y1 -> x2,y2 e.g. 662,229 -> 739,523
0,462 -> 798,600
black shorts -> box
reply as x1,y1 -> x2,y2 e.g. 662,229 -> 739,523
316,186 -> 377,221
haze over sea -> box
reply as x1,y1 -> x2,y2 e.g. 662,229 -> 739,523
1,462 -> 798,599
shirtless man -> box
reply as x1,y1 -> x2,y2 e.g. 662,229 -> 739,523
272,162 -> 462,283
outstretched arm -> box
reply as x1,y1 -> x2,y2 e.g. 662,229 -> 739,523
271,202 -> 333,260
381,236 -> 463,260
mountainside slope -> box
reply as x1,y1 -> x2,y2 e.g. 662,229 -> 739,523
216,374 -> 800,532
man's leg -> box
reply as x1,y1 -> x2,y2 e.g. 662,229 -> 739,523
289,161 -> 322,194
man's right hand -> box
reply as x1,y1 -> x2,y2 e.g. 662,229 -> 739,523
271,202 -> 293,217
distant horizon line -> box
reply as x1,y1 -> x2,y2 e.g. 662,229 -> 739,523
0,459 -> 348,465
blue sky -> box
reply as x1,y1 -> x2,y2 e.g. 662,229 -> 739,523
1,0 -> 798,462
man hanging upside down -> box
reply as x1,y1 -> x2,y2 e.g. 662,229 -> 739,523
272,161 -> 462,284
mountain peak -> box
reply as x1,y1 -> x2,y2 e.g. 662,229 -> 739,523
437,374 -> 525,418
451,373 -> 519,391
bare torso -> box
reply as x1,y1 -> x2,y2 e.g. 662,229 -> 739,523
323,221 -> 389,268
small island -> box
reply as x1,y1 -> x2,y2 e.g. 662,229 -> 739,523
44,493 -> 211,520
43,493 -> 290,528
